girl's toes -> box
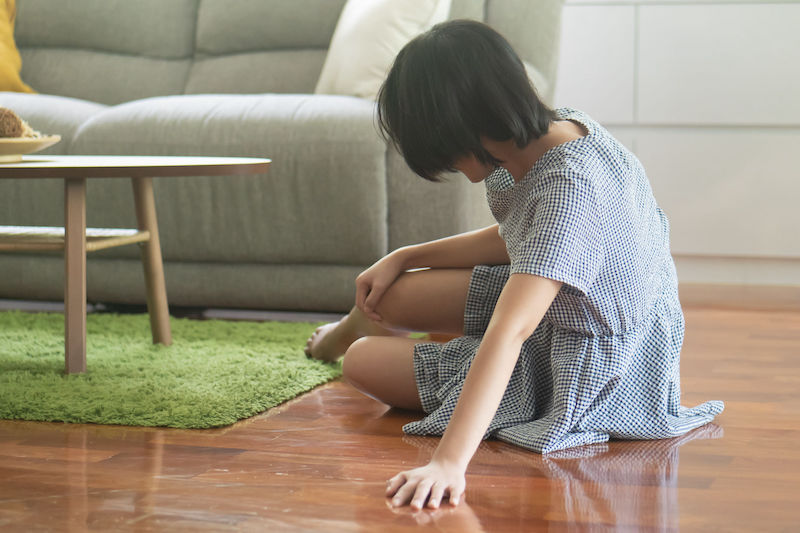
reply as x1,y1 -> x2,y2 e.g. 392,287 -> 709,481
304,336 -> 315,357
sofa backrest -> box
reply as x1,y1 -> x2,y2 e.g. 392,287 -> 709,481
16,0 -> 197,105
15,0 -> 559,106
184,0 -> 347,97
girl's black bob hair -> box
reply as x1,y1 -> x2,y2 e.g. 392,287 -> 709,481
377,19 -> 556,182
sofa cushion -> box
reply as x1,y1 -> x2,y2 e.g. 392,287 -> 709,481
195,0 -> 348,53
19,49 -> 192,107
184,50 -> 328,96
0,0 -> 33,93
186,0 -> 347,95
0,92 -> 106,152
450,0 -> 485,20
486,0 -> 562,104
15,0 -> 196,104
69,94 -> 388,267
315,0 -> 452,101
15,0 -> 196,58
187,0 -> 485,97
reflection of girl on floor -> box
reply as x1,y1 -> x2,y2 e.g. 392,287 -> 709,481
305,20 -> 723,510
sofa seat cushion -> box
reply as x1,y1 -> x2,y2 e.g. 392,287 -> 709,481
68,94 -> 388,267
0,92 -> 106,152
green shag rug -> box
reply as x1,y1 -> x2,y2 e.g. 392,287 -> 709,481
0,311 -> 341,428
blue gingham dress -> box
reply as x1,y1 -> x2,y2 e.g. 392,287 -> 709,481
404,108 -> 724,453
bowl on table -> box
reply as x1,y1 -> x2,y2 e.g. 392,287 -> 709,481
0,135 -> 61,163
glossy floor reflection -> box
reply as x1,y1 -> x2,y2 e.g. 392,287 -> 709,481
1,306 -> 799,531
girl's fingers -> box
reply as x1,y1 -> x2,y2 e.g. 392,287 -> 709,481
448,484 -> 463,506
355,286 -> 381,321
387,466 -> 464,508
385,473 -> 406,497
355,280 -> 370,313
426,482 -> 446,509
363,286 -> 384,321
390,479 -> 419,508
409,480 -> 434,510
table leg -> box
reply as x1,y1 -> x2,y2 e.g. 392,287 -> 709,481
64,177 -> 87,374
131,177 -> 172,346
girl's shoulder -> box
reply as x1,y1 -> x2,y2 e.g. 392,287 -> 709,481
487,108 -> 629,194
553,107 -> 597,134
525,108 -> 599,177
532,108 -> 635,181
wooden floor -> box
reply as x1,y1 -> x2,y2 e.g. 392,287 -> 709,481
1,305 -> 799,532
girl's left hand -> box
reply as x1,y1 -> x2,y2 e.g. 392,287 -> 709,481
386,461 -> 466,510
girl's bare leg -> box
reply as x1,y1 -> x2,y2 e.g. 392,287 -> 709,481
305,268 -> 473,410
342,336 -> 424,411
305,268 -> 472,362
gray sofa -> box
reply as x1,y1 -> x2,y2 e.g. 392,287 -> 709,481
0,0 -> 562,312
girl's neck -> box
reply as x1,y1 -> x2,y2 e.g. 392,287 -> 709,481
484,120 -> 588,182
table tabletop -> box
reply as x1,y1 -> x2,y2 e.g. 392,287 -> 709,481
0,155 -> 271,179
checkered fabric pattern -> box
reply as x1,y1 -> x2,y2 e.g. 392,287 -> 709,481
403,108 -> 724,453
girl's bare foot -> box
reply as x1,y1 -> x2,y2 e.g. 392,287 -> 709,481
305,307 -> 400,362
304,321 -> 349,363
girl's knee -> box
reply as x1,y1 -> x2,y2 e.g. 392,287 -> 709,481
341,336 -> 423,411
372,271 -> 429,327
341,337 -> 373,388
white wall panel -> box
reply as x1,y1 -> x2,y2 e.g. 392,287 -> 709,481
635,128 -> 800,258
637,4 -> 800,126
605,127 -> 636,154
553,6 -> 635,124
674,256 -> 800,286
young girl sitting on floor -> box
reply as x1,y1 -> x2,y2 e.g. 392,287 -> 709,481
305,19 -> 723,511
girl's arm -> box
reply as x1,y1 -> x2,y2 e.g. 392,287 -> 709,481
385,273 -> 563,509
395,224 -> 510,270
357,224 -> 509,320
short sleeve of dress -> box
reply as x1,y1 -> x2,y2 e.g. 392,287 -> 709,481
504,166 -> 604,296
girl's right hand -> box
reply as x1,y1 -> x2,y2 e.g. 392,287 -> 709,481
355,250 -> 408,322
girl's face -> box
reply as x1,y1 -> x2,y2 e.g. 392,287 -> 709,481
452,154 -> 495,183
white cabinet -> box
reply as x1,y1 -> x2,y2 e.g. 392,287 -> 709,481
637,128 -> 800,258
556,6 -> 635,124
553,0 -> 800,286
637,4 -> 800,126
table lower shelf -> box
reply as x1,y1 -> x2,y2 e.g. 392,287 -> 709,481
0,225 -> 150,252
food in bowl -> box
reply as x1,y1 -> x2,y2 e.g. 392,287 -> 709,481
0,107 -> 42,138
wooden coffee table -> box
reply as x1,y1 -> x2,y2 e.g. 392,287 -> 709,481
0,155 -> 271,374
